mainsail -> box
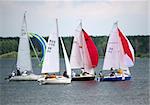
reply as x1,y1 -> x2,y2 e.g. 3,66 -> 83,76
41,19 -> 71,75
103,22 -> 135,70
16,12 -> 32,73
41,33 -> 59,73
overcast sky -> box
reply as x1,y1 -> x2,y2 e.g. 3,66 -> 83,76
0,0 -> 149,37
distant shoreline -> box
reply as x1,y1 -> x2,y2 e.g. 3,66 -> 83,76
1,36 -> 149,58
0,51 -> 149,58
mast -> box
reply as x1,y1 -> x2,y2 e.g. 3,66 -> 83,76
116,22 -> 121,69
56,18 -> 60,73
80,20 -> 85,72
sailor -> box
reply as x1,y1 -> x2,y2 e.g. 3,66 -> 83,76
99,71 -> 104,78
16,69 -> 21,76
63,71 -> 69,78
11,71 -> 16,77
117,68 -> 123,75
110,67 -> 115,76
5,71 -> 16,80
22,70 -> 28,76
72,71 -> 76,77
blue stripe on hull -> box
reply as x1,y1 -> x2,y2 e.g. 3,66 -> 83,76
125,76 -> 131,80
101,76 -> 131,81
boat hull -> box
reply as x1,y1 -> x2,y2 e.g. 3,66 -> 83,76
9,74 -> 42,81
38,76 -> 71,85
100,76 -> 131,81
72,75 -> 95,81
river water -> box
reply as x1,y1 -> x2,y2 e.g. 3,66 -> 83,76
0,58 -> 149,105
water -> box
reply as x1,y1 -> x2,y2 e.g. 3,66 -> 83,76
0,58 -> 149,105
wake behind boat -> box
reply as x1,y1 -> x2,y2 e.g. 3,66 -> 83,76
7,12 -> 42,81
100,22 -> 135,81
70,22 -> 99,81
37,19 -> 71,85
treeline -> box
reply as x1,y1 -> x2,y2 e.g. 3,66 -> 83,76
0,36 -> 149,58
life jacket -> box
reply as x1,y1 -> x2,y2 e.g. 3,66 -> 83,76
117,69 -> 123,74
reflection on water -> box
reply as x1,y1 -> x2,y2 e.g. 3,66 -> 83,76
0,58 -> 149,105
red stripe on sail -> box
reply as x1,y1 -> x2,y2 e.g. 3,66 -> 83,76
82,29 -> 99,68
118,28 -> 134,62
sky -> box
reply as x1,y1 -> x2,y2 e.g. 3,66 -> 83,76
0,0 -> 149,37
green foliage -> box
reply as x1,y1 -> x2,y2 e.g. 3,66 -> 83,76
0,36 -> 149,58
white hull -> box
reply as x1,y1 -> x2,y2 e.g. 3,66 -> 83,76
38,76 -> 71,85
9,74 -> 42,81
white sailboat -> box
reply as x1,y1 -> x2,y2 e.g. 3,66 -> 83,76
101,22 -> 135,81
37,19 -> 71,84
9,12 -> 41,81
70,22 -> 99,81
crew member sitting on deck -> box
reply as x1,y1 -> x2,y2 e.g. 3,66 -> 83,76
99,71 -> 104,78
63,71 -> 69,78
72,71 -> 76,77
16,69 -> 21,76
110,67 -> 115,76
45,73 -> 56,79
117,68 -> 123,75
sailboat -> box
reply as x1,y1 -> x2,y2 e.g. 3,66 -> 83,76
101,22 -> 135,81
9,12 -> 41,81
70,22 -> 99,81
37,19 -> 71,85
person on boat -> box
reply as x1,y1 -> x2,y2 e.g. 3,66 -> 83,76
63,71 -> 69,78
44,73 -> 49,79
49,74 -> 57,78
117,68 -> 123,75
16,69 -> 21,76
22,70 -> 28,76
99,71 -> 104,78
5,71 -> 16,80
72,71 -> 76,77
82,72 -> 89,76
110,67 -> 115,77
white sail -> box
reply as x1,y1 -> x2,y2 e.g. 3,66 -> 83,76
70,23 -> 84,69
16,12 -> 32,73
41,33 -> 59,73
60,37 -> 71,77
103,22 -> 134,70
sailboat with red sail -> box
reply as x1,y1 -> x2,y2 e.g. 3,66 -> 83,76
70,22 -> 99,81
101,22 -> 135,81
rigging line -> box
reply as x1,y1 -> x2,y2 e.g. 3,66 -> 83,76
80,20 -> 85,71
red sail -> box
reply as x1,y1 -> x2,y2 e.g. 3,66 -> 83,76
118,28 -> 134,62
82,29 -> 99,68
